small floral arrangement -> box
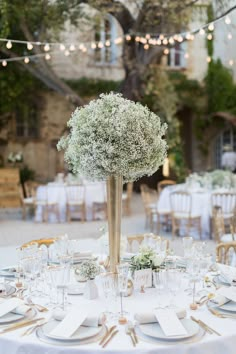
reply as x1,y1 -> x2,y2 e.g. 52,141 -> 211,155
186,170 -> 236,190
130,246 -> 164,272
8,152 -> 23,164
57,92 -> 167,183
77,260 -> 101,280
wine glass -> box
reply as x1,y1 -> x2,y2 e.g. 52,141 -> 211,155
182,237 -> 193,258
100,272 -> 116,318
153,270 -> 168,308
116,263 -> 129,324
166,269 -> 182,308
48,264 -> 71,311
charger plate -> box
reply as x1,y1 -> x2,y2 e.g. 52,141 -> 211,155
0,307 -> 37,325
136,323 -> 205,345
36,324 -> 107,346
138,319 -> 199,341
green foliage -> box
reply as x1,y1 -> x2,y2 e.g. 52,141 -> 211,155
207,4 -> 214,57
66,78 -> 121,98
205,59 -> 236,114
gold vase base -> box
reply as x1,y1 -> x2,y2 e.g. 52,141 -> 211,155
118,316 -> 128,325
190,303 -> 198,310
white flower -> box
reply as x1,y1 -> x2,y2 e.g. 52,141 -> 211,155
58,93 -> 167,183
77,260 -> 100,280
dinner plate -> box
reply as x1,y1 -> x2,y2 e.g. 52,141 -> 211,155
0,307 -> 36,325
213,275 -> 231,287
219,301 -> 236,312
41,320 -> 104,341
138,319 -> 199,341
0,267 -> 17,278
36,324 -> 107,346
0,284 -> 16,298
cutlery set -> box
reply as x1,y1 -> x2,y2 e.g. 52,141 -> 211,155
191,316 -> 221,336
99,325 -> 118,348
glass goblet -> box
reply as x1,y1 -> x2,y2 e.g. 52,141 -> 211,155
116,263 -> 129,324
48,264 -> 70,311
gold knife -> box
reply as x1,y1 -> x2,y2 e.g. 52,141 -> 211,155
102,329 -> 119,348
99,325 -> 116,345
0,317 -> 44,334
190,316 -> 211,334
131,327 -> 138,344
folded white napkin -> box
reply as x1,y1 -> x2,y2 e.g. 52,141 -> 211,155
134,308 -> 186,324
209,294 -> 229,306
0,298 -> 27,318
50,308 -> 88,338
52,308 -> 105,327
12,304 -> 31,316
217,264 -> 236,283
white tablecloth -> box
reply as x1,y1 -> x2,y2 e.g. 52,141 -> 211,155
35,182 -> 106,222
157,185 -> 215,239
2,276 -> 236,354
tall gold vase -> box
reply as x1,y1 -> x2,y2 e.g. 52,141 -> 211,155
106,175 -> 123,273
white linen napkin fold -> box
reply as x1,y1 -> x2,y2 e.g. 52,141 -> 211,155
0,298 -> 23,318
50,308 -> 88,338
73,251 -> 92,259
134,308 -> 186,324
210,294 -> 230,306
154,309 -> 187,337
52,308 -> 105,327
216,287 -> 236,303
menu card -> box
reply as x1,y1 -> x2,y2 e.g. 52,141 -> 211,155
154,309 -> 187,337
0,298 -> 22,318
50,308 -> 88,338
217,287 -> 236,303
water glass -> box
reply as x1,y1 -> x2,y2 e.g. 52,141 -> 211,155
182,237 -> 193,258
116,263 -> 129,321
153,270 -> 168,308
100,272 -> 116,317
49,264 -> 70,311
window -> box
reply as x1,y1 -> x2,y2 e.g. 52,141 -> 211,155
215,128 -> 236,168
167,42 -> 186,68
15,104 -> 39,139
94,15 -> 117,65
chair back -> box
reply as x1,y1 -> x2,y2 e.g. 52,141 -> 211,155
170,191 -> 191,215
211,192 -> 236,217
216,241 -> 236,264
157,180 -> 176,194
21,236 -> 61,249
127,234 -> 169,252
140,184 -> 158,207
212,206 -> 225,242
66,185 -> 85,203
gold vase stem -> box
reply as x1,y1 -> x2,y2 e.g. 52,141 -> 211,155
107,175 -> 123,273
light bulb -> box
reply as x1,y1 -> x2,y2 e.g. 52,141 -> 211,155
135,36 -> 140,42
208,23 -> 214,31
64,50 -> 70,56
186,33 -> 191,40
177,35 -> 183,42
2,60 -> 7,67
162,38 -> 168,45
199,28 -> 205,35
125,34 -> 131,41
60,44 -> 65,51
44,43 -> 50,52
69,44 -> 75,51
91,42 -> 97,49
98,42 -> 103,48
190,34 -> 195,41
45,53 -> 51,60
207,56 -> 211,63
184,53 -> 189,59
207,34 -> 213,40
164,48 -> 169,55
82,47 -> 87,53
228,33 -> 232,40
6,40 -> 12,49
168,37 -> 174,44
157,39 -> 161,45
159,34 -> 164,40
24,57 -> 30,64
145,34 -> 150,39
225,16 -> 231,25
144,44 -> 149,50
105,40 -> 111,46
27,42 -> 33,50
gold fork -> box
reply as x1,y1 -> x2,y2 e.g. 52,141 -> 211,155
208,307 -> 236,319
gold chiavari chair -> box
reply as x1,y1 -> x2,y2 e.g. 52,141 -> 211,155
170,191 -> 202,239
66,184 -> 86,222
211,192 -> 236,231
212,206 -> 235,243
127,234 -> 169,253
122,182 -> 133,216
140,184 -> 158,230
91,183 -> 107,220
21,235 -> 62,249
216,241 -> 236,265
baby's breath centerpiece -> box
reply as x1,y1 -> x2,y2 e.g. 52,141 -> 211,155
58,93 -> 167,272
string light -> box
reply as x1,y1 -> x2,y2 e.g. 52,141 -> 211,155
159,34 -> 164,40
6,40 -> 12,49
45,53 -> 51,60
190,34 -> 195,41
69,44 -> 75,51
98,42 -> 103,48
164,48 -> 169,55
199,28 -> 205,35
135,36 -> 140,42
228,33 -> 232,40
105,40 -> 111,46
27,42 -> 33,50
44,43 -> 50,51
156,39 -> 162,45
144,44 -> 149,50
186,33 -> 191,40
64,50 -> 70,56
207,33 -> 213,40
208,23 -> 214,31
168,37 -> 174,44
225,16 -> 231,25
91,42 -> 96,49
207,56 -> 212,63
229,59 -> 234,66
145,34 -> 151,39
184,53 -> 189,59
177,35 -> 183,42
24,57 -> 29,64
2,60 -> 7,67
125,34 -> 131,41
60,43 -> 66,51
162,38 -> 168,45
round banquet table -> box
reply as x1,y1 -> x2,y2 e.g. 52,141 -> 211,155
157,184 -> 227,239
1,266 -> 236,354
35,182 -> 106,222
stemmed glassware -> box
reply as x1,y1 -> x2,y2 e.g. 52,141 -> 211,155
100,272 -> 116,318
48,263 -> 71,311
116,263 -> 129,324
153,270 -> 168,308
